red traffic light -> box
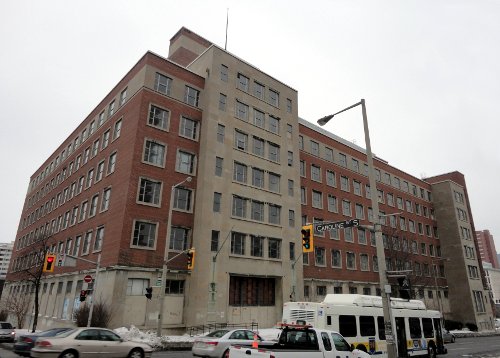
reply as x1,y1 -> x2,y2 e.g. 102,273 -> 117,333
47,256 -> 54,263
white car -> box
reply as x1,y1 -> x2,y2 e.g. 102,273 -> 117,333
192,328 -> 264,358
30,327 -> 153,358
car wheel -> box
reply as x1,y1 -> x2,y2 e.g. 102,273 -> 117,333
128,348 -> 144,358
222,349 -> 230,358
428,345 -> 437,358
59,349 -> 79,358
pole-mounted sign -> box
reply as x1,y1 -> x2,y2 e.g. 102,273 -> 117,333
315,219 -> 360,232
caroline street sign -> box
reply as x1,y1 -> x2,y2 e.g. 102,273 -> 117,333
315,219 -> 360,232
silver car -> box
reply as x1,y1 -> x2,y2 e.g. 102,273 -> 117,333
0,322 -> 15,342
30,327 -> 153,358
442,329 -> 455,343
192,329 -> 263,358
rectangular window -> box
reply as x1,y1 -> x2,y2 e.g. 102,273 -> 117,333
102,130 -> 110,149
235,131 -> 248,150
138,178 -> 162,205
86,169 -> 94,188
94,226 -> 104,251
113,119 -> 122,139
250,235 -> 264,257
119,88 -> 127,105
211,230 -> 219,252
217,124 -> 225,143
149,105 -> 169,129
235,100 -> 249,121
253,81 -> 265,99
132,221 -> 157,248
92,139 -> 100,157
253,108 -> 265,128
268,238 -> 281,259
89,194 -> 99,217
286,98 -> 292,113
288,179 -> 294,196
144,140 -> 165,166
219,93 -> 227,111
311,165 -> 321,182
184,86 -> 199,107
341,176 -> 350,191
268,204 -> 281,224
180,117 -> 198,140
173,187 -> 192,211
251,200 -> 264,221
79,201 -> 88,222
126,278 -> 149,296
154,73 -> 172,95
253,137 -> 265,156
176,150 -> 196,174
95,161 -> 105,182
268,142 -> 280,162
252,168 -> 265,188
315,247 -> 326,266
268,115 -> 280,134
342,200 -> 351,216
269,89 -> 279,107
232,195 -> 247,218
312,190 -> 323,209
169,227 -> 189,251
233,162 -> 247,183
237,73 -> 249,91
346,252 -> 356,269
101,188 -> 111,211
166,280 -> 185,294
215,157 -> 223,177
220,64 -> 228,82
269,172 -> 280,192
339,153 -> 347,167
213,192 -> 221,212
107,152 -> 116,174
231,232 -> 246,255
108,100 -> 115,117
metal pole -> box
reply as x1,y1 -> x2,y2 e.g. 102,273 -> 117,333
157,177 -> 191,337
87,253 -> 101,327
360,99 -> 397,358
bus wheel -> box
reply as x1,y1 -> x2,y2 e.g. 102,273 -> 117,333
428,345 -> 437,358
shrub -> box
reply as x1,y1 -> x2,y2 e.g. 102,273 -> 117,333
73,301 -> 113,327
445,320 -> 463,331
465,322 -> 478,332
0,310 -> 8,321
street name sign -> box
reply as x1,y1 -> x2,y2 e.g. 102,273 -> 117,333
315,219 -> 360,232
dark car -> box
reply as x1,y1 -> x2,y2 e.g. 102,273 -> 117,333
0,322 -> 15,342
14,328 -> 73,356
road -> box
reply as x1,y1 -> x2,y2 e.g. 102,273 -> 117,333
2,335 -> 500,357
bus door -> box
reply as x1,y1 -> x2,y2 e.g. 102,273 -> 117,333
433,318 -> 445,354
395,317 -> 408,358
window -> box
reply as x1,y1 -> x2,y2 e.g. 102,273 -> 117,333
219,93 -> 227,111
253,81 -> 265,99
355,204 -> 364,219
286,98 -> 292,113
252,168 -> 264,188
253,109 -> 265,128
144,140 -> 165,166
79,201 -> 88,222
340,176 -> 350,191
127,278 -> 149,296
92,139 -> 99,157
345,227 -> 353,242
360,254 -> 369,271
235,131 -> 248,150
235,100 -> 249,121
149,105 -> 169,130
268,142 -> 280,162
101,188 -> 111,211
332,250 -> 342,267
251,235 -> 264,257
169,227 -> 189,251
180,117 -> 198,140
233,162 -> 247,183
108,100 -> 115,117
94,226 -> 104,251
220,64 -> 228,82
184,86 -> 199,106
86,169 -> 94,188
176,150 -> 196,174
138,178 -> 162,205
268,116 -> 280,134
263,201 -> 279,223
287,151 -> 293,166
269,173 -> 280,192
95,161 -> 105,182
132,221 -> 157,248
288,179 -> 294,196
113,119 -> 122,139
339,153 -> 347,167
312,190 -> 323,209
268,238 -> 281,259
232,195 -> 247,218
315,247 -> 326,266
215,157 -> 223,177
288,210 -> 295,227
352,159 -> 359,172
217,124 -> 225,143
154,73 -> 172,95
237,73 -> 249,91
89,194 -> 99,217
311,165 -> 321,182
82,231 -> 92,255
269,89 -> 279,107
353,181 -> 361,195
107,152 -> 116,174
173,187 -> 192,211
342,200 -> 351,216
346,252 -> 356,269
213,192 -> 221,212
83,147 -> 90,164
253,137 -> 265,156
166,280 -> 185,294
119,88 -> 127,105
251,200 -> 264,221
70,206 -> 78,226
211,231 -> 219,252
231,232 -> 246,255
102,130 -> 110,149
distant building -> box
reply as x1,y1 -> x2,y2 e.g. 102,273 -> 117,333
0,242 -> 14,298
476,230 -> 499,269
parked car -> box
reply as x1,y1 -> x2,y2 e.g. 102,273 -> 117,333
30,327 -> 153,358
0,322 -> 16,343
14,327 -> 73,357
442,329 -> 455,343
192,328 -> 264,358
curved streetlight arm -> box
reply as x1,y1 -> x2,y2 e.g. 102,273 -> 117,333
317,101 -> 363,126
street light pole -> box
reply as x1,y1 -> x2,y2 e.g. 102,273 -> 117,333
157,176 -> 192,337
318,99 -> 397,358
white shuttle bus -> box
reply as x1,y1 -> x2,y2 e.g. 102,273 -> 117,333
282,294 -> 446,358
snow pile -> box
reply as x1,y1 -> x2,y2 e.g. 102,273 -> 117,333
114,326 -> 195,348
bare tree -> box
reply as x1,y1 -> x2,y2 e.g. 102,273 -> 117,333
8,232 -> 52,332
5,292 -> 31,328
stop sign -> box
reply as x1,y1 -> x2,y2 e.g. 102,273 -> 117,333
84,275 -> 93,283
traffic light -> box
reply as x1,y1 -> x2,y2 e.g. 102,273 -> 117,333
187,248 -> 195,270
397,276 -> 411,300
145,287 -> 152,300
43,253 -> 56,272
79,290 -> 87,302
301,225 -> 314,253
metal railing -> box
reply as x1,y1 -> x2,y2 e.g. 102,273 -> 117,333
187,322 -> 259,337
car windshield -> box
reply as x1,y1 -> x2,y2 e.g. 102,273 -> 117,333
55,329 -> 78,338
206,330 -> 229,338
0,323 -> 12,329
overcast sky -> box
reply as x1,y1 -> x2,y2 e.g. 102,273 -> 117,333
1,1 -> 499,251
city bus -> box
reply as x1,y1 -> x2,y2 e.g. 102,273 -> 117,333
282,294 -> 446,357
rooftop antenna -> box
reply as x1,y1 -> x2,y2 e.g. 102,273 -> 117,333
225,8 -> 229,50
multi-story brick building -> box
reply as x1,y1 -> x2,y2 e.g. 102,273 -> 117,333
476,230 -> 499,269
4,27 -> 494,332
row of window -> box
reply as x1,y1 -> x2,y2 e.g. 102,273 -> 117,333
17,188 -> 111,251
234,99 -> 281,134
142,139 -> 197,175
299,136 -> 433,201
21,152 -> 117,232
27,118 -> 122,209
233,128 -> 284,163
301,163 -> 435,219
154,72 -> 200,107
29,88 -> 126,193
12,226 -> 105,272
229,232 -> 282,259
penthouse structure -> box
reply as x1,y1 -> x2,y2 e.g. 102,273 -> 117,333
4,27 -> 493,331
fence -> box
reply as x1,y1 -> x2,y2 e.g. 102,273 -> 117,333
187,322 -> 259,336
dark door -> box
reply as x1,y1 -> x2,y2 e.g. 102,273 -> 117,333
395,317 -> 408,358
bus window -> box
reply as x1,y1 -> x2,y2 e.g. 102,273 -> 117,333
360,316 -> 376,336
339,315 -> 357,337
327,315 -> 332,326
422,318 -> 434,338
377,316 -> 386,340
330,332 -> 351,351
321,332 -> 332,351
409,317 -> 422,338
